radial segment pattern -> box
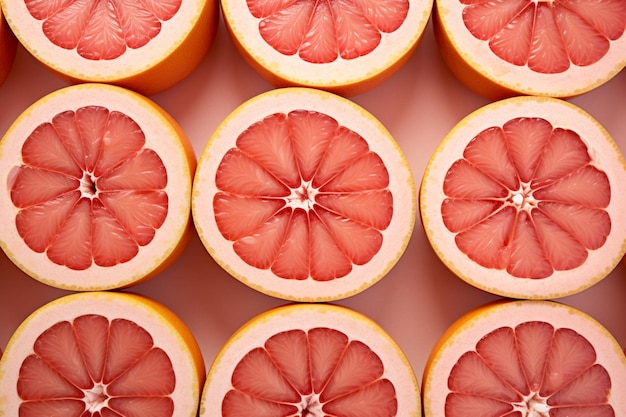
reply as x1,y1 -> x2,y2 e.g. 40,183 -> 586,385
442,117 -> 611,279
223,327 -> 398,417
460,0 -> 626,73
213,110 -> 393,282
447,321 -> 614,417
248,0 -> 409,63
17,315 -> 176,417
9,105 -> 169,271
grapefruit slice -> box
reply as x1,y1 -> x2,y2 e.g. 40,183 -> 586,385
0,83 -> 196,291
434,0 -> 626,99
0,291 -> 205,417
422,299 -> 626,417
0,7 -> 17,87
0,0 -> 219,95
192,87 -> 416,302
200,303 -> 421,417
220,0 -> 434,95
419,95 -> 626,299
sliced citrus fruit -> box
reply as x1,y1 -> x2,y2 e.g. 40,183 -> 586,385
200,303 -> 420,417
0,291 -> 205,417
192,87 -> 416,302
0,7 -> 17,87
422,299 -> 626,417
419,95 -> 626,299
220,0 -> 434,95
0,0 -> 218,95
0,83 -> 196,291
434,0 -> 626,99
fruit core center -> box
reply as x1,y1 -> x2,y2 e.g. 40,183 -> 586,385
299,393 -> 323,416
83,382 -> 109,412
80,171 -> 98,198
509,182 -> 537,211
513,393 -> 550,417
286,180 -> 319,210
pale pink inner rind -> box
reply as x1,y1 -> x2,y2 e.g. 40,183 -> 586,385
460,0 -> 626,74
24,0 -> 182,60
445,321 -> 613,417
222,327 -> 398,417
17,314 -> 176,417
441,117 -> 611,279
9,105 -> 169,271
213,110 -> 393,282
247,0 -> 410,63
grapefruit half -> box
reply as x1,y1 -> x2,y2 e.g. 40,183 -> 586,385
192,87 -> 416,302
422,300 -> 626,417
434,0 -> 626,99
0,7 -> 17,87
200,303 -> 421,417
0,83 -> 196,291
419,95 -> 626,299
0,291 -> 205,417
220,0 -> 434,95
0,0 -> 219,95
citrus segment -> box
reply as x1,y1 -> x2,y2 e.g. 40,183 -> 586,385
200,303 -> 420,417
0,83 -> 196,291
0,0 -> 218,95
422,300 -> 626,417
221,0 -> 433,95
434,0 -> 626,99
0,291 -> 205,417
192,87 -> 415,301
419,96 -> 626,299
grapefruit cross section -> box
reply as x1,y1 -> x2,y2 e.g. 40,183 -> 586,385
200,303 -> 421,417
0,291 -> 205,417
422,300 -> 626,417
0,83 -> 196,291
221,0 -> 434,94
192,88 -> 415,301
434,0 -> 626,98
419,96 -> 626,299
0,0 -> 219,94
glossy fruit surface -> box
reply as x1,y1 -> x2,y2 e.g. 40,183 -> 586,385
420,96 -> 626,299
0,0 -> 219,95
200,303 -> 421,417
0,291 -> 205,417
0,83 -> 196,290
221,0 -> 434,95
434,0 -> 626,99
193,87 -> 415,301
422,300 -> 626,417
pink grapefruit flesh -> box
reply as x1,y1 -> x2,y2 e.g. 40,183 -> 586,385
10,106 -> 168,271
200,303 -> 421,417
214,110 -> 392,281
192,87 -> 415,301
419,96 -> 626,299
422,300 -> 626,417
442,116 -> 610,279
26,0 -> 182,60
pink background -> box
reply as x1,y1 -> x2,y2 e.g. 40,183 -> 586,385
1,16 -> 625,387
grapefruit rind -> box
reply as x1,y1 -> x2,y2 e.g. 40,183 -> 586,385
419,96 -> 626,299
192,87 -> 416,302
422,300 -> 626,416
0,291 -> 205,417
0,83 -> 197,291
434,1 -> 626,100
220,0 -> 434,95
199,303 -> 421,417
0,0 -> 219,95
